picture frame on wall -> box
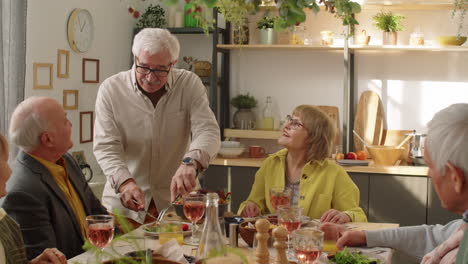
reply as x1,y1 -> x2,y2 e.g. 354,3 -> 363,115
57,49 -> 70,78
79,111 -> 94,143
63,90 -> 79,110
33,63 -> 53,89
71,151 -> 87,165
82,58 -> 100,83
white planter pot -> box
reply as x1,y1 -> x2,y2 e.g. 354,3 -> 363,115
259,28 -> 276,45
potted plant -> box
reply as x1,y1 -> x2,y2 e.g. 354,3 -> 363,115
372,11 -> 405,45
257,16 -> 277,45
135,4 -> 167,31
230,93 -> 257,129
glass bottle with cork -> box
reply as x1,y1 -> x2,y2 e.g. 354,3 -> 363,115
262,96 -> 275,130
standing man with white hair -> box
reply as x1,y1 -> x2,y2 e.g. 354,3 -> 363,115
93,28 -> 220,227
1,96 -> 108,259
333,103 -> 468,263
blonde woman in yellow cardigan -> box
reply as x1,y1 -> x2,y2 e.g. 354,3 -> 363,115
238,105 -> 367,224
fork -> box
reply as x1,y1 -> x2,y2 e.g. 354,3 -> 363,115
132,199 -> 159,221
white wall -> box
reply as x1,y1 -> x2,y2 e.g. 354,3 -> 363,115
231,8 -> 468,140
25,0 -> 136,182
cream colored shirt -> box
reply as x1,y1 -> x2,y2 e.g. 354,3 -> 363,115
94,66 -> 220,222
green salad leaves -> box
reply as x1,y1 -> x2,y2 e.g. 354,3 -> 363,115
331,248 -> 380,264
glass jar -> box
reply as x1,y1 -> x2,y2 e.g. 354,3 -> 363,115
410,31 -> 424,46
233,19 -> 249,45
320,31 -> 334,46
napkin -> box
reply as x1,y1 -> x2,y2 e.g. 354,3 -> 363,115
154,239 -> 189,264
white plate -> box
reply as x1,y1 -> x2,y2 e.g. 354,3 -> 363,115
141,222 -> 192,237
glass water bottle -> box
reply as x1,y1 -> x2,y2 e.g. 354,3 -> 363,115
196,193 -> 226,260
262,96 -> 274,130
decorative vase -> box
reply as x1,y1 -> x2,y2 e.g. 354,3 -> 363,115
382,31 -> 397,45
233,108 -> 256,130
233,19 -> 249,45
259,28 -> 275,45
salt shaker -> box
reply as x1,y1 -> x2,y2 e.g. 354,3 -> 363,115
229,223 -> 239,247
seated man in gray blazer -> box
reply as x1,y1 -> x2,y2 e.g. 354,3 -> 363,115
0,96 -> 108,259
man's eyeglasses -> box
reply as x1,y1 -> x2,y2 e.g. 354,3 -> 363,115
135,57 -> 172,77
285,115 -> 305,130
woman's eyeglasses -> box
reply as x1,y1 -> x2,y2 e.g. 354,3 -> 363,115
285,115 -> 305,130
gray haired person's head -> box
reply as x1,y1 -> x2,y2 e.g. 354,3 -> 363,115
426,103 -> 468,176
9,96 -> 50,152
132,28 -> 180,62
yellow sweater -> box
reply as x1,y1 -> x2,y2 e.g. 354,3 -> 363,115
238,149 -> 367,222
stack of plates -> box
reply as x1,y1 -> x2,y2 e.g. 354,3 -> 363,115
219,140 -> 245,158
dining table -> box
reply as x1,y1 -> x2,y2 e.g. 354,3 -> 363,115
68,221 -> 399,264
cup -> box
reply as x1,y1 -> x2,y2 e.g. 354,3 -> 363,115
292,228 -> 324,264
249,145 -> 265,158
157,221 -> 184,245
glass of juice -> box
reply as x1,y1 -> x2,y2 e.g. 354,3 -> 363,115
292,228 -> 324,264
86,215 -> 114,262
158,221 -> 184,245
277,205 -> 303,260
183,193 -> 206,244
269,187 -> 291,212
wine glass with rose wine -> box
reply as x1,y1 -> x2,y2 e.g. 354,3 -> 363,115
278,206 -> 303,261
183,194 -> 206,244
270,187 -> 292,213
86,215 -> 114,261
292,228 -> 324,264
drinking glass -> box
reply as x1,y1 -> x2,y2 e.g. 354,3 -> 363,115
292,228 -> 324,264
183,194 -> 206,244
157,221 -> 184,245
277,206 -> 303,261
269,187 -> 291,212
86,215 -> 114,262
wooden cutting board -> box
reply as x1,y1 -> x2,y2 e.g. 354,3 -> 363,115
354,91 -> 385,153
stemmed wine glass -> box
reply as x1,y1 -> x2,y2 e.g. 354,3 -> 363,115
86,215 -> 114,262
183,194 -> 206,244
269,187 -> 292,212
292,228 -> 324,264
277,206 -> 303,261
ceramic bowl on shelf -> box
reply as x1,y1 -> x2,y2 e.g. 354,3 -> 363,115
436,36 -> 467,46
218,147 -> 245,158
221,140 -> 241,148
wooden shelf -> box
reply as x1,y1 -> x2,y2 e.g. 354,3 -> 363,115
224,128 -> 282,139
217,44 -> 468,52
217,44 -> 343,50
259,3 -> 454,11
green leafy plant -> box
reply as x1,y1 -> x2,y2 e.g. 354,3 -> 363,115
331,248 -> 380,264
163,0 -> 361,33
452,0 -> 468,37
135,4 -> 167,30
257,16 -> 277,29
230,94 -> 257,109
372,11 -> 405,32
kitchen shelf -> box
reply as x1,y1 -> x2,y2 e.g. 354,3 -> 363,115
167,27 -> 227,35
224,128 -> 282,139
259,3 -> 454,11
217,44 -> 468,52
217,44 -> 344,50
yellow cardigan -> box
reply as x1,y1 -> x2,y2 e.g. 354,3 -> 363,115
238,149 -> 367,222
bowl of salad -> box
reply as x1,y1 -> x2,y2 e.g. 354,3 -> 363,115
172,189 -> 231,219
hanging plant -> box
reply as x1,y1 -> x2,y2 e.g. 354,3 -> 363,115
163,0 -> 361,33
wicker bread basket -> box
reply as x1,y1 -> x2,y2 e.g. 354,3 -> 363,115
238,220 -> 274,247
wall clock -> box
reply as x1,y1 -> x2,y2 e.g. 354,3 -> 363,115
67,8 -> 94,53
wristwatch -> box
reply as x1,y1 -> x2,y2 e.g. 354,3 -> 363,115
182,157 -> 199,175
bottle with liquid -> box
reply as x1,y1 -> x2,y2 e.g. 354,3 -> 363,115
196,193 -> 226,260
262,96 -> 274,130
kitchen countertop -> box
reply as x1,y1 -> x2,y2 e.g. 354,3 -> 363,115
210,155 -> 428,176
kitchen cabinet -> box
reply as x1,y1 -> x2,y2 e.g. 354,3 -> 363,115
349,173 -> 370,216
